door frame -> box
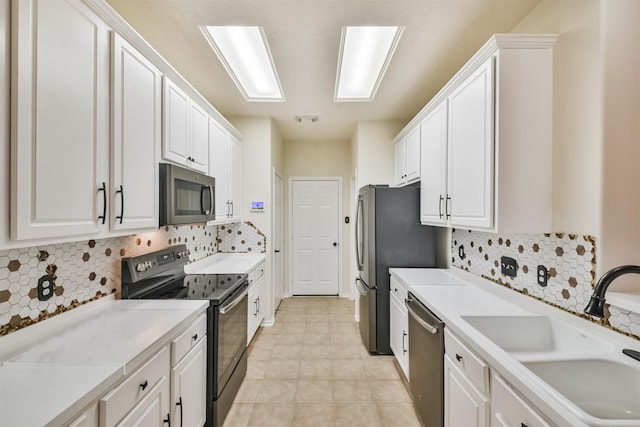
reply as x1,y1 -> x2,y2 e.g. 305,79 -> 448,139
288,176 -> 343,297
272,168 -> 284,311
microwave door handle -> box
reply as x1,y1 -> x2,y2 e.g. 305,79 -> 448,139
208,185 -> 214,216
200,185 -> 211,215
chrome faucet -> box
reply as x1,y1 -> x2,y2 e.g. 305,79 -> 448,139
584,265 -> 640,317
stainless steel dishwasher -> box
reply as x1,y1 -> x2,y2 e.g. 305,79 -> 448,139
406,292 -> 444,427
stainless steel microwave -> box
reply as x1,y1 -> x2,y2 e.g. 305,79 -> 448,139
159,163 -> 215,226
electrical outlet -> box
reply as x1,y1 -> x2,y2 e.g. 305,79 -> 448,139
537,265 -> 548,287
501,256 -> 517,278
38,275 -> 54,301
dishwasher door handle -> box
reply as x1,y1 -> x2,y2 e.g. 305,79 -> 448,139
406,297 -> 439,334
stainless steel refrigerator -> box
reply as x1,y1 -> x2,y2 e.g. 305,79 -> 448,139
355,184 -> 436,354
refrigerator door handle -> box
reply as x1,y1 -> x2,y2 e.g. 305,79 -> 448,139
355,197 -> 364,271
355,278 -> 370,295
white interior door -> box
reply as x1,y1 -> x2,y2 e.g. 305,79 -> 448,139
291,179 -> 340,295
273,172 -> 284,309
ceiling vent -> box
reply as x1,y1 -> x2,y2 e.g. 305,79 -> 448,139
294,115 -> 319,123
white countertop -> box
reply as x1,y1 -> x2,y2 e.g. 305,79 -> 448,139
0,298 -> 208,427
185,252 -> 265,275
390,268 -> 640,427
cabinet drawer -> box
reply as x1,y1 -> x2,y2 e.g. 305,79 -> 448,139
249,262 -> 265,284
171,314 -> 207,365
492,372 -> 551,427
100,346 -> 170,427
444,329 -> 489,395
390,276 -> 409,307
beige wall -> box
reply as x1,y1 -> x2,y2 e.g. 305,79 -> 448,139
283,139 -> 352,297
231,116 -> 284,321
512,0 -> 640,285
599,0 -> 640,289
510,0 -> 603,235
351,120 -> 406,190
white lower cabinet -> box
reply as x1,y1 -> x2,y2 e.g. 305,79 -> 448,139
491,373 -> 551,427
116,377 -> 171,427
100,346 -> 171,427
389,276 -> 409,379
248,262 -> 266,344
444,329 -> 490,427
444,356 -> 489,427
92,315 -> 206,427
68,403 -> 99,427
444,329 -> 550,427
171,337 -> 207,427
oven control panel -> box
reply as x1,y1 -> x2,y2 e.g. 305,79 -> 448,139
122,245 -> 190,285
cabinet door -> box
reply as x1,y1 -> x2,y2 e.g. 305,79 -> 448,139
394,139 -> 406,186
420,101 -> 448,225
11,0 -> 109,240
111,33 -> 161,231
209,118 -> 229,222
247,285 -> 259,344
189,102 -> 209,173
171,338 -> 207,427
163,77 -> 190,167
404,126 -> 421,182
228,136 -> 242,221
389,293 -> 409,379
492,373 -> 551,427
255,274 -> 266,325
447,57 -> 495,230
116,376 -> 170,427
444,356 -> 489,427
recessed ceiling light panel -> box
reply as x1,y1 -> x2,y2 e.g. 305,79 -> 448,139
201,26 -> 285,102
335,26 -> 403,102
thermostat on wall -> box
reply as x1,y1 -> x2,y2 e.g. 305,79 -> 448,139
250,201 -> 265,212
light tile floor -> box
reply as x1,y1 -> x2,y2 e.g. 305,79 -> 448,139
223,297 -> 424,427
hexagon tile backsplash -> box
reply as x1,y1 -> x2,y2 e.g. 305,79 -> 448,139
451,229 -> 639,341
0,221 -> 266,336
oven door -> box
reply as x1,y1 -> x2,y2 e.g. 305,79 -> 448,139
215,282 -> 248,396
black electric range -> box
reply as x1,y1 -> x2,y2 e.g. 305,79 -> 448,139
121,245 -> 248,427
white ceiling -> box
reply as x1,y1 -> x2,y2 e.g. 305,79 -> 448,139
106,0 -> 541,141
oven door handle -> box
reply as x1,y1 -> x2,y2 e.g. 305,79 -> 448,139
219,288 -> 248,314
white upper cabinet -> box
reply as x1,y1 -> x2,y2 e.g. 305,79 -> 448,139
11,0 -> 110,240
111,32 -> 161,231
394,126 -> 421,186
228,135 -> 243,222
420,101 -> 449,225
163,77 -> 209,174
446,58 -> 495,230
209,118 -> 230,222
209,119 -> 242,223
414,34 -> 557,233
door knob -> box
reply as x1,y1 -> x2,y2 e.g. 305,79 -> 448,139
333,242 -> 338,247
